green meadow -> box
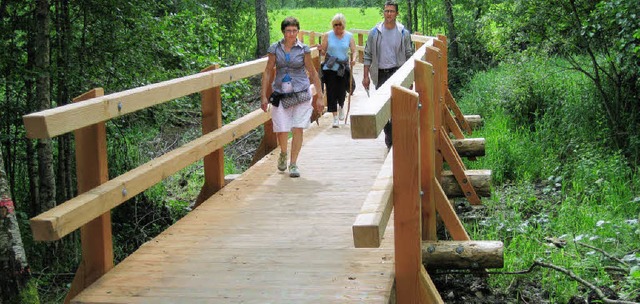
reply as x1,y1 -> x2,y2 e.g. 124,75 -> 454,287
269,7 -> 381,42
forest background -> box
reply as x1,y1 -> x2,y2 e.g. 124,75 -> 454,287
0,0 -> 639,303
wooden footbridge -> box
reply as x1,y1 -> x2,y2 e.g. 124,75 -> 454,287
23,32 -> 502,303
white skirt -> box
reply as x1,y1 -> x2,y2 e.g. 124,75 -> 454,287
271,86 -> 313,133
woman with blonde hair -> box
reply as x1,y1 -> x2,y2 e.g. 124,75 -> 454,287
320,13 -> 356,128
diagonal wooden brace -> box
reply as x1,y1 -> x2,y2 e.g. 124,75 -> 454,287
445,88 -> 473,135
444,106 -> 465,139
433,177 -> 470,241
444,112 -> 478,161
439,129 -> 482,205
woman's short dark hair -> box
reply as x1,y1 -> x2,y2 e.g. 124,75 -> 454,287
384,1 -> 398,12
281,17 -> 300,32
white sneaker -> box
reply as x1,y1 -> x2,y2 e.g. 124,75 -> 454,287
332,117 -> 339,128
338,106 -> 345,120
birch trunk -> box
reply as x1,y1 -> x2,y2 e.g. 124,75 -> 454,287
0,149 -> 38,303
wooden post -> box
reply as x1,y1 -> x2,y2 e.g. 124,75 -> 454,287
425,47 -> 444,179
414,60 -> 437,241
391,85 -> 424,303
414,32 -> 425,50
65,88 -> 113,303
194,64 -> 225,208
435,35 -> 473,135
434,36 -> 448,89
309,31 -> 316,46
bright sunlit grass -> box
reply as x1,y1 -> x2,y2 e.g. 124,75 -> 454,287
268,7 -> 381,43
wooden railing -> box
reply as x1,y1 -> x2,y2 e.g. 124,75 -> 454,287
22,49 -> 322,302
348,34 -> 501,303
23,29 -> 500,303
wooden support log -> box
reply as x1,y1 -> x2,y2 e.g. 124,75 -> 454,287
439,129 -> 482,205
451,138 -> 485,157
440,170 -> 491,198
422,241 -> 504,269
463,115 -> 483,130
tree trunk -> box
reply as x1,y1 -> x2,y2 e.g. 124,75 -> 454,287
406,0 -> 413,32
412,0 -> 418,33
443,0 -> 459,60
25,16 -> 40,217
55,0 -> 73,203
0,149 -> 39,303
34,0 -> 56,213
254,0 -> 269,58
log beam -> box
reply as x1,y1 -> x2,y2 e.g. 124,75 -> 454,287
451,138 -> 485,158
463,115 -> 483,130
422,240 -> 504,269
440,170 -> 491,198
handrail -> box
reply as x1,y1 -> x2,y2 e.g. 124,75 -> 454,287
30,109 -> 271,241
349,39 -> 433,139
22,49 -> 320,139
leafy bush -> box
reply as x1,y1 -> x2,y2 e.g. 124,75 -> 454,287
459,54 -> 640,302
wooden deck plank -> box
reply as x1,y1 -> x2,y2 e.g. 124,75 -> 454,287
73,64 -> 397,303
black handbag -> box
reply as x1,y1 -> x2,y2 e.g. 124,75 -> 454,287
269,91 -> 283,107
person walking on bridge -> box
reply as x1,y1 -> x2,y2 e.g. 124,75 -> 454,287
362,0 -> 414,148
261,17 -> 324,178
319,13 -> 356,128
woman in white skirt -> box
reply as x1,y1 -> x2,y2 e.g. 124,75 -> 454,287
261,16 -> 324,177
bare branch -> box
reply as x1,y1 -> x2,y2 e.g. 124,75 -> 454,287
577,241 -> 630,268
488,261 -> 639,304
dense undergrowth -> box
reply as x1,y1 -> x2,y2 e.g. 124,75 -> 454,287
457,54 -> 640,302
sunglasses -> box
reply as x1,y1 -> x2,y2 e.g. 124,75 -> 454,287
333,23 -> 343,27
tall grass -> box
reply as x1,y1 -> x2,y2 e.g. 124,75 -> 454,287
459,54 -> 640,302
268,7 -> 382,42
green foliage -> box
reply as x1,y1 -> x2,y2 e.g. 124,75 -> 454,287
17,279 -> 40,304
446,1 -> 496,89
460,54 -> 640,302
461,55 -> 612,180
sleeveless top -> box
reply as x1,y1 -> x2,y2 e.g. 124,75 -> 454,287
323,31 -> 352,71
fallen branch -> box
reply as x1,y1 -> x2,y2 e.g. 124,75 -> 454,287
488,261 -> 638,304
577,241 -> 629,268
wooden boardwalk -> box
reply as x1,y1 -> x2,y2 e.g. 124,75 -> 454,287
72,65 -> 398,303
